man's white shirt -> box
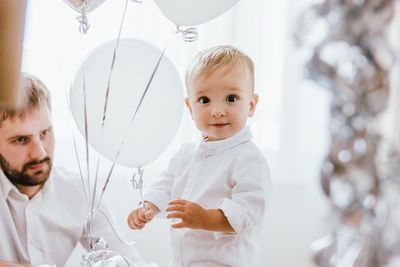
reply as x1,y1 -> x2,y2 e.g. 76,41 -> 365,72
0,167 -> 154,267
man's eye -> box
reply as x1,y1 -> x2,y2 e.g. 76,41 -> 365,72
14,137 -> 27,144
226,95 -> 238,102
199,97 -> 210,104
41,128 -> 52,137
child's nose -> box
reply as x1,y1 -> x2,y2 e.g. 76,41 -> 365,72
211,104 -> 225,118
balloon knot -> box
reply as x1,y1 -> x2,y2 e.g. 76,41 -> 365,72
176,26 -> 198,42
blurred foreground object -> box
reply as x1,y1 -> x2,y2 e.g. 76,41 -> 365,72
297,0 -> 400,266
0,0 -> 26,108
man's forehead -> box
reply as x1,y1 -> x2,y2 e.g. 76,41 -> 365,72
0,108 -> 52,136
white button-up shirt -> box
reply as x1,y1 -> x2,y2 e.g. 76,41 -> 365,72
0,166 -> 154,267
145,127 -> 273,267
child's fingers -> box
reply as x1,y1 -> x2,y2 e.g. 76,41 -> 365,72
127,209 -> 148,229
168,199 -> 187,205
144,207 -> 156,220
132,215 -> 146,228
171,221 -> 186,229
127,214 -> 143,230
131,222 -> 144,230
166,211 -> 185,220
127,215 -> 135,229
165,204 -> 185,212
138,207 -> 151,221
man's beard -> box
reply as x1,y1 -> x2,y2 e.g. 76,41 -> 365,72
0,153 -> 52,187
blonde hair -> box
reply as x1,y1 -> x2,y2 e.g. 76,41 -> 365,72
0,72 -> 51,125
185,45 -> 254,93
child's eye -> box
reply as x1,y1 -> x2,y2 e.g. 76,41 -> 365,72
199,97 -> 210,104
226,95 -> 238,102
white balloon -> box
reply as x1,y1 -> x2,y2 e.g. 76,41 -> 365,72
63,0 -> 107,13
69,39 -> 183,167
154,0 -> 240,26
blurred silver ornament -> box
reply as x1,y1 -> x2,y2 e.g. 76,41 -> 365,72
299,0 -> 398,266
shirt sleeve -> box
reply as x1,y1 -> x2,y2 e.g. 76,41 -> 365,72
143,147 -> 181,216
216,149 -> 273,237
79,200 -> 158,267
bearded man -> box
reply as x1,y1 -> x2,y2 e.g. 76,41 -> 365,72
0,73 -> 156,267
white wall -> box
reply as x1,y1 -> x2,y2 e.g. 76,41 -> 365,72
21,0 -> 345,266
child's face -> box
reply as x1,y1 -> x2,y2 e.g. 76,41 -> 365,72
185,64 -> 258,142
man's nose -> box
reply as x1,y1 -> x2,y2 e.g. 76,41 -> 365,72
29,138 -> 47,160
211,103 -> 225,118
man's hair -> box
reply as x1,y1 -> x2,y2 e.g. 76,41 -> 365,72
0,72 -> 51,125
185,45 -> 254,92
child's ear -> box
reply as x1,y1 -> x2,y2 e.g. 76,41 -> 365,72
185,97 -> 193,118
248,93 -> 259,118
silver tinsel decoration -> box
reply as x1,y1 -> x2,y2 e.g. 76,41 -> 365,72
297,0 -> 400,266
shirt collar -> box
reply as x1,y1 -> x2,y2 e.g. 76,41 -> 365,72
40,170 -> 54,199
0,167 -> 54,200
197,126 -> 252,157
0,169 -> 14,199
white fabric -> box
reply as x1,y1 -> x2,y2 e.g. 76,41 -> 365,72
145,126 -> 273,267
0,166 -> 156,267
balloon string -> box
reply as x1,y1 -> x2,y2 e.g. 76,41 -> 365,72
131,166 -> 145,208
97,209 -> 137,247
77,7 -> 90,34
58,39 -> 90,209
81,72 -> 91,204
95,42 -> 169,212
73,133 -> 90,206
90,0 -> 130,234
64,90 -> 90,208
81,68 -> 96,248
101,0 -> 129,129
93,0 -> 129,188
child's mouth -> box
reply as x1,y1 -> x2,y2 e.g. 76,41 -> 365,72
211,123 -> 228,128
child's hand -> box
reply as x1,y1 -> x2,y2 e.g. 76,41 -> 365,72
127,203 -> 158,230
166,199 -> 208,229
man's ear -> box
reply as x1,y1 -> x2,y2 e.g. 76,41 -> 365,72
185,97 -> 193,118
248,93 -> 259,118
